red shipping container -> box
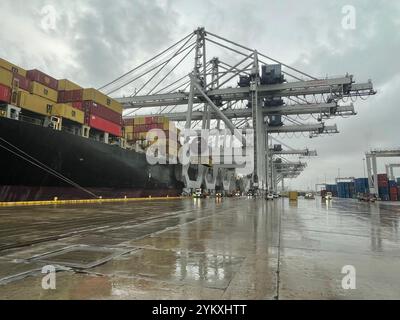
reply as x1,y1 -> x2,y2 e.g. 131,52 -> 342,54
83,101 -> 122,125
58,89 -> 83,103
145,116 -> 155,125
377,174 -> 389,187
378,173 -> 388,180
12,73 -> 31,91
57,91 -> 65,103
26,69 -> 58,91
124,118 -> 134,126
88,115 -> 122,137
0,84 -> 11,103
390,192 -> 398,201
150,123 -> 163,130
72,101 -> 83,111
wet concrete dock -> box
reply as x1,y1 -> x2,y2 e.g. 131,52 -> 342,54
0,197 -> 399,299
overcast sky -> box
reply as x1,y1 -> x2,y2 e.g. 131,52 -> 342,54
1,0 -> 399,189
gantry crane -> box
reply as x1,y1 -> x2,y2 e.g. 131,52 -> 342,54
366,149 -> 400,196
385,164 -> 400,181
99,27 -> 375,195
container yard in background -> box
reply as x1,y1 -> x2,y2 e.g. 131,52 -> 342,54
320,174 -> 400,202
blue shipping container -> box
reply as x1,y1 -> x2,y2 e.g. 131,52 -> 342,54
354,178 -> 369,194
348,182 -> 355,198
326,184 -> 338,197
337,182 -> 347,198
379,186 -> 389,201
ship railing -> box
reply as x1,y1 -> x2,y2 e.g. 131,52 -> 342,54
61,126 -> 75,134
19,115 -> 43,127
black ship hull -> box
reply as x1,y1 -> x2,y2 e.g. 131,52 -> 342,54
0,117 -> 184,201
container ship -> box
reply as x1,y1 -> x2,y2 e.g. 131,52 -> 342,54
0,58 -> 184,202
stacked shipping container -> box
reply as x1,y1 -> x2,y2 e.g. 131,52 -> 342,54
354,178 -> 369,194
26,69 -> 58,91
378,174 -> 389,201
124,116 -> 180,157
1,57 -> 123,137
389,180 -> 398,201
337,182 -> 355,198
325,184 -> 338,197
125,116 -> 173,141
58,86 -> 123,136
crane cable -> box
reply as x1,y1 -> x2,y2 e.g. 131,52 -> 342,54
98,32 -> 194,91
0,137 -> 99,199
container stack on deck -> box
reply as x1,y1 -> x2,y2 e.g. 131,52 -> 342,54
0,57 -> 123,138
123,116 -> 180,157
58,87 -> 123,137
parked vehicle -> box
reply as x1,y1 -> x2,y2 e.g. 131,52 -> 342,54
324,192 -> 333,201
266,193 -> 274,200
193,188 -> 205,199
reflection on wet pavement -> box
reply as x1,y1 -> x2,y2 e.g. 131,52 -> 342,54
0,197 -> 399,299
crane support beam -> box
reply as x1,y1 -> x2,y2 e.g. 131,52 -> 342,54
117,76 -> 374,108
187,124 -> 337,136
268,124 -> 338,134
271,149 -> 317,156
190,75 -> 246,146
385,164 -> 400,180
125,103 -> 354,121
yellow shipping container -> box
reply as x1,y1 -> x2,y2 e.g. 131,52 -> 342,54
52,104 -> 84,124
124,126 -> 134,133
30,82 -> 58,102
134,116 -> 145,125
289,191 -> 298,201
0,68 -> 12,87
83,88 -> 122,114
125,132 -> 134,141
18,91 -> 54,116
10,88 -> 29,106
0,58 -> 27,77
58,79 -> 82,91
